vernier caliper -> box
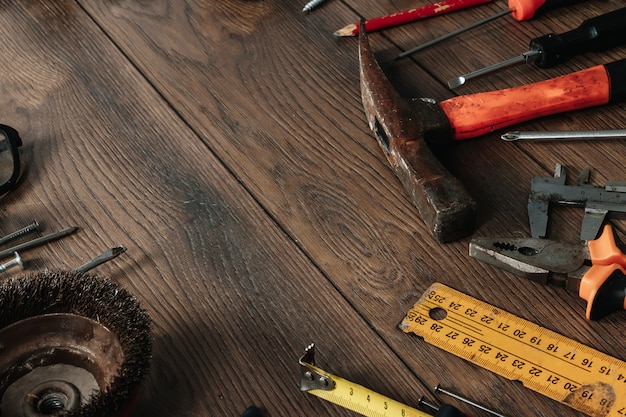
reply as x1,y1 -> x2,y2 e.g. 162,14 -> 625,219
529,163 -> 626,241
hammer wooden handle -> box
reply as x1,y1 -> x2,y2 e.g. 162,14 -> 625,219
440,59 -> 626,140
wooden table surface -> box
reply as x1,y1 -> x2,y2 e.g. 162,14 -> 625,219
1,1 -> 625,416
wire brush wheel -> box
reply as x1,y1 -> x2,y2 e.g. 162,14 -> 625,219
0,270 -> 152,417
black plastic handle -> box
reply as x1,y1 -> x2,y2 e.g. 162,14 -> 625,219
531,7 -> 626,68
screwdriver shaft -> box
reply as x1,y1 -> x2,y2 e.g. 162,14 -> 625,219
74,245 -> 127,273
448,49 -> 540,88
502,129 -> 626,141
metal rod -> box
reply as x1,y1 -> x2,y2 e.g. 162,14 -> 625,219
448,49 -> 541,88
435,384 -> 509,417
0,227 -> 78,260
502,129 -> 626,141
417,396 -> 440,413
393,9 -> 511,61
74,245 -> 127,273
0,220 -> 40,246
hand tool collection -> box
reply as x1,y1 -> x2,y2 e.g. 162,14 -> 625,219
393,0 -> 588,60
358,20 -> 626,242
449,7 -> 626,88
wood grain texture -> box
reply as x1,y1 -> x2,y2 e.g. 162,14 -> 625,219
0,0 -> 623,416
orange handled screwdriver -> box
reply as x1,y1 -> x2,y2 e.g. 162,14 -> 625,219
438,58 -> 626,140
393,0 -> 588,60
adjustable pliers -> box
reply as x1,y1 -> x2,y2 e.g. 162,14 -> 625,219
470,224 -> 626,320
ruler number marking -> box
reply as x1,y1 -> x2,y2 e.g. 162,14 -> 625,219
424,289 -> 602,375
404,284 -> 626,417
409,308 -> 579,387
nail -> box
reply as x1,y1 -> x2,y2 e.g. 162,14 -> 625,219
0,227 -> 79,260
418,396 -> 439,412
435,384 -> 509,417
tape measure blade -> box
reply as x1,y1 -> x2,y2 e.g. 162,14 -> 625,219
306,365 -> 431,417
400,283 -> 626,417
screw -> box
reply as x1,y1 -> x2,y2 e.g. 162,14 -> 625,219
0,220 -> 40,246
302,0 -> 327,13
0,252 -> 22,272
435,384 -> 509,417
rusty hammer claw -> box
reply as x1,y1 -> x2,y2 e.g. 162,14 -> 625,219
359,23 -> 626,243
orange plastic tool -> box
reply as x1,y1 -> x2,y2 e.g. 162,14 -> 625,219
439,60 -> 626,140
580,224 -> 626,319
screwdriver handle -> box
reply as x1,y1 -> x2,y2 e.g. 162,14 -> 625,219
510,0 -> 584,20
439,59 -> 626,140
531,7 -> 626,68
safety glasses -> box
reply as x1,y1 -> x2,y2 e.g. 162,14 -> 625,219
0,125 -> 22,196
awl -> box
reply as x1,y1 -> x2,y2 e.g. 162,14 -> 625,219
450,7 -> 626,88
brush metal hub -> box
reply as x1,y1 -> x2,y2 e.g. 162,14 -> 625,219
0,313 -> 124,416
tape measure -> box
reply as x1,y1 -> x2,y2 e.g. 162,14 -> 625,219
299,344 -> 431,417
400,283 -> 626,417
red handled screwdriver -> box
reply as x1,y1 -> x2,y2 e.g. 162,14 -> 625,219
449,7 -> 626,88
393,0 -> 588,61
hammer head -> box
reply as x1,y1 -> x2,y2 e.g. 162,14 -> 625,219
359,26 -> 476,242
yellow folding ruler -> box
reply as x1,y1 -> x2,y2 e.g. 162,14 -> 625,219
400,283 -> 626,417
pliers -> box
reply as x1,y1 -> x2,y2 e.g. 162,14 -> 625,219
470,224 -> 626,320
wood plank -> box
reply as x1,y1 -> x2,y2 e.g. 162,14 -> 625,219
2,0 -> 623,416
80,1 -> 626,416
0,2 -> 435,416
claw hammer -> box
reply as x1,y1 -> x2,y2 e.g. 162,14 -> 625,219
359,23 -> 626,243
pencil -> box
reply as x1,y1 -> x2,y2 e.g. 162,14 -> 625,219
333,0 -> 495,37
